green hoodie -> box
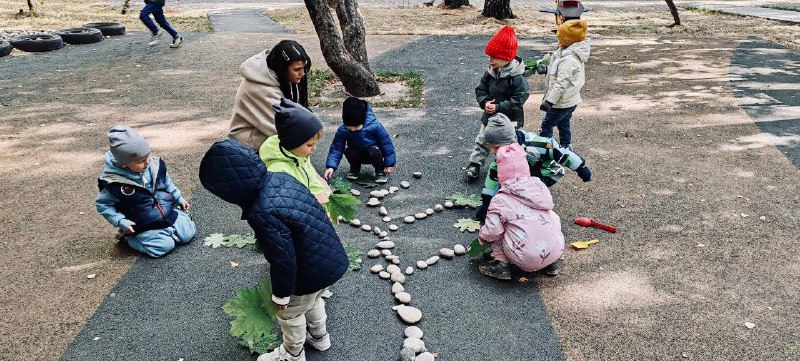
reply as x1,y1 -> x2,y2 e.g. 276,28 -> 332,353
259,136 -> 330,198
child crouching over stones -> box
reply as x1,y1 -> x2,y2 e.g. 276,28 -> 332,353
323,97 -> 396,184
95,126 -> 196,258
199,138 -> 349,361
477,143 -> 565,280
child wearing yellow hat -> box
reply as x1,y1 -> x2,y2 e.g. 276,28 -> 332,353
539,19 -> 589,150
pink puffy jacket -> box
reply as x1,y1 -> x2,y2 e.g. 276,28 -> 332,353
478,144 -> 565,272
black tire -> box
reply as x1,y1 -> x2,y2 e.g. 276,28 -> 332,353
56,27 -> 104,45
9,34 -> 63,53
0,41 -> 11,57
83,22 -> 126,36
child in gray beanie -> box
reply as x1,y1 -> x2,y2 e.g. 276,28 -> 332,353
96,125 -> 196,258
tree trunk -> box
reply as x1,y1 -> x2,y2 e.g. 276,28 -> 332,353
304,0 -> 381,97
443,0 -> 470,9
482,0 -> 514,20
27,0 -> 34,14
333,0 -> 370,71
665,0 -> 681,27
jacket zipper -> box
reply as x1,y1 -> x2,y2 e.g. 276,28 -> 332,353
149,164 -> 168,222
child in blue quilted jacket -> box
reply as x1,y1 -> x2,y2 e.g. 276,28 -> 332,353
95,126 -> 196,258
323,97 -> 396,184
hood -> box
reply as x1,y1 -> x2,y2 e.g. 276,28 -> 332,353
500,176 -> 554,211
99,151 -> 145,186
563,40 -> 590,63
496,144 -> 529,183
199,139 -> 268,214
259,135 -> 303,168
490,57 -> 526,78
239,51 -> 280,87
363,105 -> 377,127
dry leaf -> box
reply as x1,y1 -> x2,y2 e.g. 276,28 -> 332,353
571,239 -> 600,250
229,261 -> 239,268
518,277 -> 529,283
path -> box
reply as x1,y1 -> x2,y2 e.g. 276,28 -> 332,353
696,5 -> 800,24
209,9 -> 294,33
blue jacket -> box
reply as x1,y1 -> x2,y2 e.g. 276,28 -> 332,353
199,139 -> 348,300
96,152 -> 186,235
325,106 -> 396,170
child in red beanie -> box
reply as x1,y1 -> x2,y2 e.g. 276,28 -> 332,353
466,25 -> 530,181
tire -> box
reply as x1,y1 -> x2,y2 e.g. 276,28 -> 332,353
9,34 -> 63,53
56,27 -> 104,45
0,41 -> 11,57
83,22 -> 126,36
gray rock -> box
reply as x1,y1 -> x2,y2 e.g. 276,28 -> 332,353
444,201 -> 454,208
400,181 -> 411,189
370,190 -> 384,199
395,291 -> 411,304
404,216 -> 416,224
404,326 -> 423,339
392,282 -> 405,294
425,208 -> 434,215
361,224 -> 372,232
373,227 -> 382,235
454,244 -> 466,255
386,264 -> 401,274
380,189 -> 390,197
405,266 -> 414,275
379,271 -> 391,279
391,272 -> 406,283
392,305 -> 401,311
414,213 -> 426,219
337,215 -> 345,223
379,231 -> 389,238
413,172 -> 423,179
403,337 -> 425,353
392,258 -> 400,265
381,249 -> 392,257
350,218 -> 362,226
400,348 -> 416,361
439,248 -> 455,259
379,206 -> 388,216
389,224 -> 399,231
383,216 -> 392,222
434,204 -> 444,212
350,189 -> 361,196
385,255 -> 399,261
416,260 -> 428,269
370,264 -> 384,273
425,256 -> 440,265
389,186 -> 399,193
367,249 -> 381,258
367,197 -> 381,206
416,352 -> 435,361
376,240 -> 395,249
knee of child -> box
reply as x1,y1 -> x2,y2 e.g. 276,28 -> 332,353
144,238 -> 175,258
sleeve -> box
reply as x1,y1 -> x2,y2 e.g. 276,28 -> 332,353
308,168 -> 332,198
256,213 -> 298,300
480,161 -> 501,198
545,139 -> 586,171
496,75 -> 530,115
325,127 -> 347,170
163,172 -> 186,204
478,201 -> 506,244
545,58 -> 578,105
373,122 -> 396,167
475,73 -> 492,109
95,189 -> 132,230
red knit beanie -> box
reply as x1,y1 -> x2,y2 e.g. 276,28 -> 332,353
485,26 -> 518,61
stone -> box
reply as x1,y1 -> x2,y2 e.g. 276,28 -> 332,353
405,267 -> 414,275
453,244 -> 466,255
350,189 -> 361,196
434,204 -> 444,212
400,181 -> 411,189
376,240 -> 395,249
379,231 -> 388,238
400,348 -> 416,361
392,282 -> 405,294
416,261 -> 428,269
444,201 -> 454,208
337,215 -> 345,223
379,206 -> 388,216
403,337 -> 425,353
381,249 -> 392,257
389,224 -> 399,231
416,352 -> 435,361
396,305 -> 423,324
413,172 -> 422,179
370,264 -> 384,273
350,218 -> 361,226
367,249 -> 381,258
386,265 -> 401,274
380,189 -> 390,197
404,216 -> 416,224
414,213 -> 426,219
439,248 -> 455,259
392,305 -> 401,311
425,208 -> 434,215
425,256 -> 440,265
391,272 -> 406,283
383,216 -> 392,222
392,258 -> 401,264
404,326 -> 423,339
370,190 -> 384,199
367,197 -> 381,207
395,292 -> 412,304
389,186 -> 399,193
386,255 -> 399,261
379,271 -> 391,279
361,224 -> 372,232
373,227 -> 382,235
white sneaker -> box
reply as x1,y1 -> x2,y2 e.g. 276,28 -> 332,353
305,331 -> 331,351
256,345 -> 306,361
169,35 -> 183,48
148,31 -> 164,47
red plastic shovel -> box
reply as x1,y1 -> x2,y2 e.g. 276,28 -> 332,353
574,217 -> 617,233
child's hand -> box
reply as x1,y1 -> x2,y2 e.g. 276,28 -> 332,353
385,166 -> 395,175
323,168 -> 335,180
315,192 -> 330,204
485,99 -> 497,114
181,201 -> 190,211
123,222 -> 136,235
272,301 -> 289,311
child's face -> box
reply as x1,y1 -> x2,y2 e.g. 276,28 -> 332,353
290,137 -> 319,158
123,154 -> 150,173
489,144 -> 502,154
488,56 -> 510,69
345,124 -> 363,132
287,60 -> 306,84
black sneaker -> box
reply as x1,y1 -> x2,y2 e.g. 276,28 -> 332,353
345,171 -> 359,181
482,248 -> 494,262
464,163 -> 480,182
543,260 -> 562,276
374,172 -> 388,184
479,260 -> 511,280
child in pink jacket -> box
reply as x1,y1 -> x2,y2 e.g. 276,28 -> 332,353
477,143 -> 565,280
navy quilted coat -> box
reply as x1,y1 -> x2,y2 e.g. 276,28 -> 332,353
198,139 -> 348,298
325,105 -> 396,170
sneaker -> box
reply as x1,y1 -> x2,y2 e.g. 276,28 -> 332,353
345,171 -> 359,181
543,260 -> 562,276
169,35 -> 183,48
148,31 -> 164,47
464,163 -> 480,182
374,172 -> 388,184
481,248 -> 494,262
305,331 -> 331,351
479,260 -> 511,280
257,345 -> 306,361
121,6 -> 129,14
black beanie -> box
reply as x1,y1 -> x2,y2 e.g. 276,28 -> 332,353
342,97 -> 368,126
273,98 -> 323,150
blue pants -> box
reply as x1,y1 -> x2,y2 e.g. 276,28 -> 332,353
126,210 -> 195,258
539,105 -> 577,147
140,3 -> 178,39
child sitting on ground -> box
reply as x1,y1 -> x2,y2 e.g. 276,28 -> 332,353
259,98 -> 332,204
539,19 -> 590,150
477,143 -> 565,280
465,25 -> 530,181
323,97 -> 396,184
96,125 -> 196,258
199,139 -> 348,361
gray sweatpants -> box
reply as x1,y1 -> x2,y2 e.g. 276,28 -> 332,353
468,124 -> 490,166
276,289 -> 328,355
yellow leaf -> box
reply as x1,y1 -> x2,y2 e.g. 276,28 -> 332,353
571,239 -> 600,250
229,261 -> 239,267
518,277 -> 529,283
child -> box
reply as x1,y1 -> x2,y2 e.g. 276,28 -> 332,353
539,19 -> 589,150
323,97 -> 396,184
139,0 -> 183,48
199,139 -> 348,361
259,98 -> 331,204
475,113 -> 591,222
96,126 -> 196,258
477,143 -> 565,280
466,25 -> 530,181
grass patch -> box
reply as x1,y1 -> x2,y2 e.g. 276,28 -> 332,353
763,4 -> 800,12
307,69 -> 425,108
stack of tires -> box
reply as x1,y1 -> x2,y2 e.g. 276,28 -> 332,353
1,22 -> 125,57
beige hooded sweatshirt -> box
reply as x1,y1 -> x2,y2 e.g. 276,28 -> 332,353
228,51 -> 283,150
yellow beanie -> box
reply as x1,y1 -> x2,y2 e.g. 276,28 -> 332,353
557,19 -> 587,47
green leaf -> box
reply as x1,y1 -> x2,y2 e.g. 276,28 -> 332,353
324,193 -> 361,224
453,218 -> 481,233
344,243 -> 363,271
447,192 -> 482,208
203,233 -> 227,248
329,176 -> 351,193
468,237 -> 490,258
225,234 -> 257,248
354,176 -> 378,188
222,280 -> 280,354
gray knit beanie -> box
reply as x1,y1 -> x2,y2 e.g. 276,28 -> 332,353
483,113 -> 517,145
108,125 -> 151,165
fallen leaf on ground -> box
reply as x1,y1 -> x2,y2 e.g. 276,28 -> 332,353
571,239 -> 600,250
321,289 -> 334,299
229,261 -> 239,268
92,336 -> 100,341
203,233 -> 227,248
454,218 -> 481,233
518,277 -> 529,283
